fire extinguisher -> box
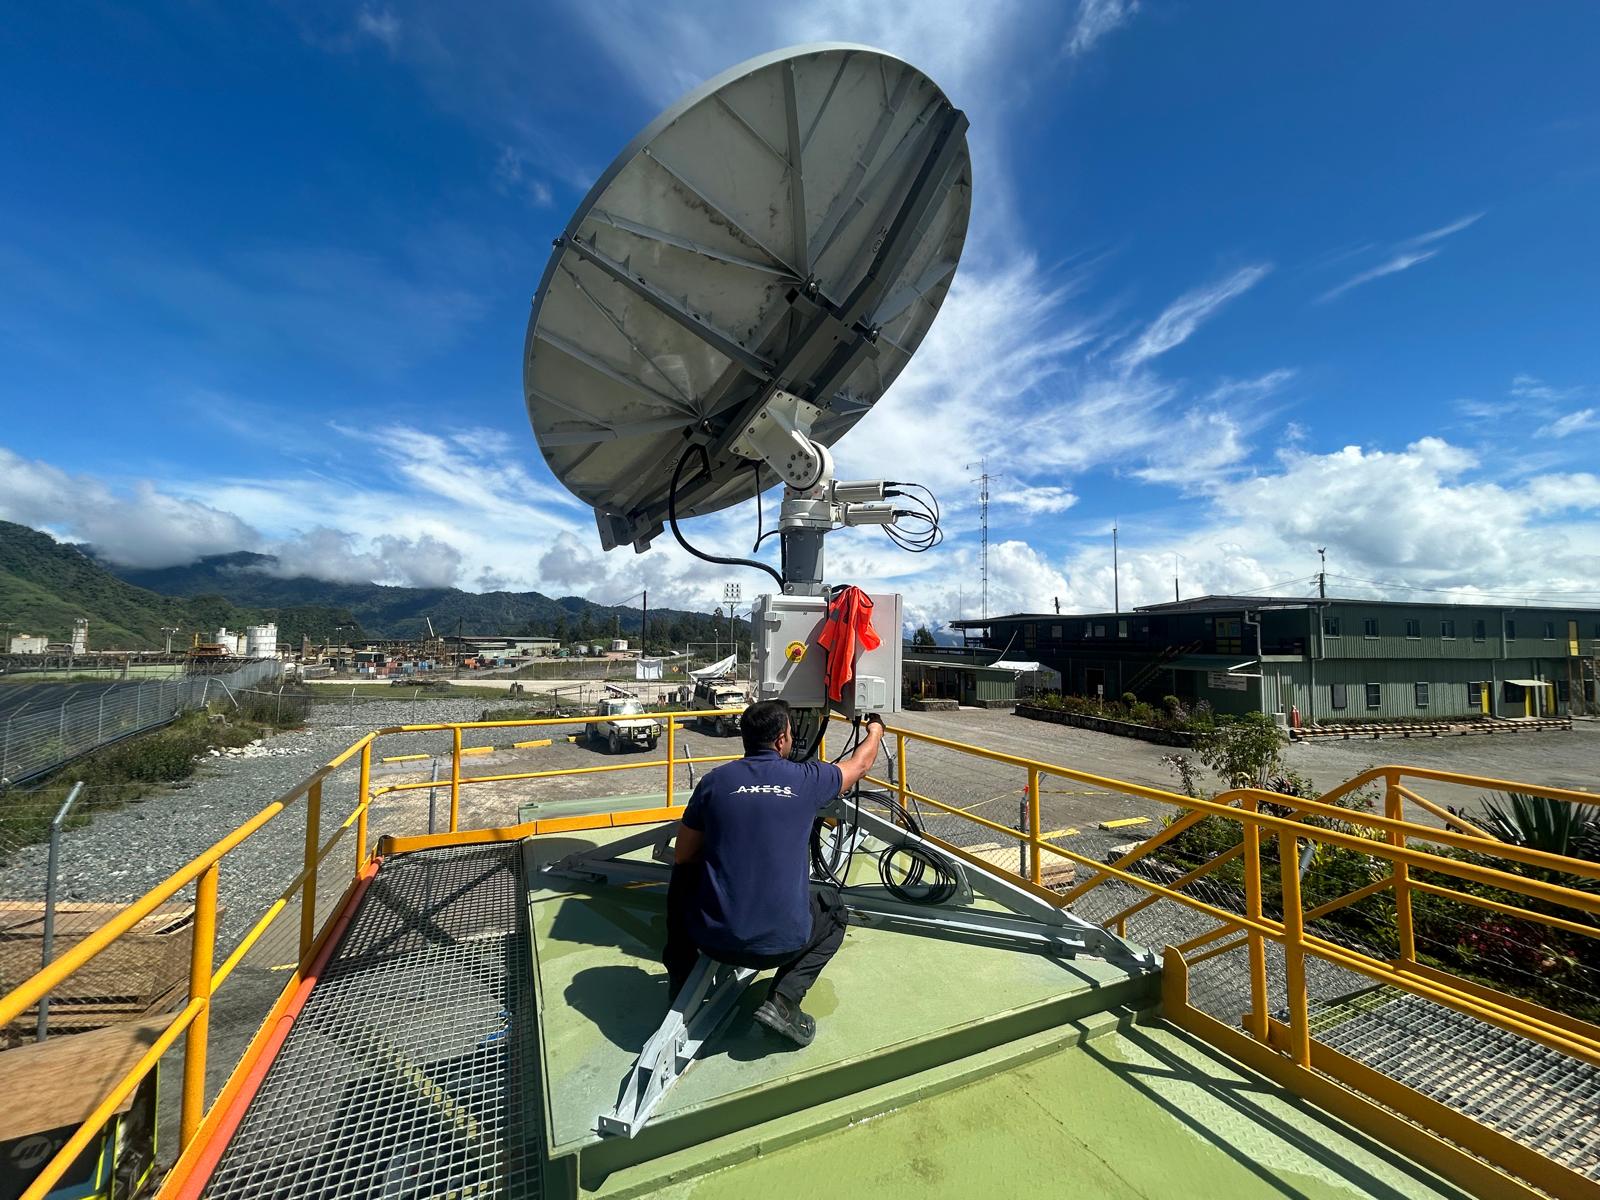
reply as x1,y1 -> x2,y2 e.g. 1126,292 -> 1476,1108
1290,704 -> 1303,730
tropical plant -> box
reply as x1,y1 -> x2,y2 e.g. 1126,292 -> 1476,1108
1476,791 -> 1600,860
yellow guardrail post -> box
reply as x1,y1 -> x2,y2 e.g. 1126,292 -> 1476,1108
355,740 -> 371,872
895,733 -> 908,821
1279,827 -> 1310,1067
450,725 -> 463,833
1244,799 -> 1269,1041
180,861 -> 219,1146
1027,765 -> 1042,885
666,714 -> 676,807
299,780 -> 321,966
1386,769 -> 1416,962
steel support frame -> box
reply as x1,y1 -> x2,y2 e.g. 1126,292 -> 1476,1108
598,953 -> 757,1138
540,801 -> 1154,971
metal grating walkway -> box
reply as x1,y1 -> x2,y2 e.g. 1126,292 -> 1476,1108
205,844 -> 543,1200
1312,987 -> 1600,1181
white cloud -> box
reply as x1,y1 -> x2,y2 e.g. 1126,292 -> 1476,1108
0,447 -> 258,568
1540,408 -> 1598,438
268,528 -> 462,588
1064,0 -> 1139,60
1318,212 -> 1482,303
1116,265 -> 1272,369
493,146 -> 556,208
1318,249 -> 1438,303
996,486 -> 1078,515
355,6 -> 401,53
1511,373 -> 1578,403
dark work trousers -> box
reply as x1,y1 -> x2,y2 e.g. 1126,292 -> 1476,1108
664,864 -> 846,1006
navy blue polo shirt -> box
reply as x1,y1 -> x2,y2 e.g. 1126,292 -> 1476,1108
680,749 -> 844,956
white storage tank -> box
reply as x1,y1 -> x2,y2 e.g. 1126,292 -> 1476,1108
245,623 -> 278,658
71,618 -> 89,655
8,634 -> 47,655
611,639 -> 628,652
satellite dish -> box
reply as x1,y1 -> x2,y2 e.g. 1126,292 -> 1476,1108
524,43 -> 971,552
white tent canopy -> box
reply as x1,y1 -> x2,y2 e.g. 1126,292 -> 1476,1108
690,654 -> 738,681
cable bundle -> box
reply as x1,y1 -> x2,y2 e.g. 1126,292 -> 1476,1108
884,480 -> 943,553
808,720 -> 959,905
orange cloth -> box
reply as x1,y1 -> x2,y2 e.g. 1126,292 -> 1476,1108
816,586 -> 880,703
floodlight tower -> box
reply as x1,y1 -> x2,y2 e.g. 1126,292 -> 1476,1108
523,44 -> 971,746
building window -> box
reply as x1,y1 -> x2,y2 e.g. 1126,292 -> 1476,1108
1092,623 -> 1106,638
1542,621 -> 1556,639
1505,619 -> 1516,640
1363,618 -> 1379,638
1415,682 -> 1429,708
1468,681 -> 1482,708
1405,619 -> 1421,638
1323,615 -> 1341,637
1473,619 -> 1486,642
1365,683 -> 1381,708
1051,625 -> 1062,639
1331,683 -> 1347,710
1118,619 -> 1129,638
1558,679 -> 1571,702
1441,619 -> 1455,639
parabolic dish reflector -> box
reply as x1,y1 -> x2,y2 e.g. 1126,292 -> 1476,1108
524,43 -> 971,551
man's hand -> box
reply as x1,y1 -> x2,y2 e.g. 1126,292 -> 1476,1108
837,715 -> 887,791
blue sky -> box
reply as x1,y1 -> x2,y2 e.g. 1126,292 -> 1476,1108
3,2 -> 1598,627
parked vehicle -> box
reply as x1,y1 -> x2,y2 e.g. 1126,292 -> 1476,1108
692,679 -> 749,736
584,697 -> 661,753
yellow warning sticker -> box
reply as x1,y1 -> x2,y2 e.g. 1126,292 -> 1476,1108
785,640 -> 807,663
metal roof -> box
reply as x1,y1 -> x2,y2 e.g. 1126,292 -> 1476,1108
950,593 -> 1600,626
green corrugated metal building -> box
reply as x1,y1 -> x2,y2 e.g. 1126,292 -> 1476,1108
952,595 -> 1600,723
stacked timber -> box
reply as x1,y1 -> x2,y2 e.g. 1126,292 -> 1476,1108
0,900 -> 217,1046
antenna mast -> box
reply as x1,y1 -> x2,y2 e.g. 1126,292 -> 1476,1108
1112,521 -> 1120,614
967,457 -> 1003,620
1317,548 -> 1327,599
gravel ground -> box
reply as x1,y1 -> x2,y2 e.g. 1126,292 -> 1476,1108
0,698 -> 538,952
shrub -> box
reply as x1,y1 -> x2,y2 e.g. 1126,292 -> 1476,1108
1191,711 -> 1285,789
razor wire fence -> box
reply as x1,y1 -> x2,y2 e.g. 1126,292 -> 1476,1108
0,659 -> 285,792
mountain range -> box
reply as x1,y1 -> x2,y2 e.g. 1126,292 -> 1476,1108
0,521 -> 741,651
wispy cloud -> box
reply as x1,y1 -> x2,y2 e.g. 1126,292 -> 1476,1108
1318,212 -> 1483,303
1539,408 -> 1598,438
494,146 -> 554,207
1511,373 -> 1581,404
1064,0 -> 1139,59
355,6 -> 401,53
1116,264 -> 1272,369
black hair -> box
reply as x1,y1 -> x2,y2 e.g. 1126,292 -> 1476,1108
741,699 -> 791,756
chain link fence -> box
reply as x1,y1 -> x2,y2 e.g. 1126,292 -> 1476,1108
0,659 -> 285,790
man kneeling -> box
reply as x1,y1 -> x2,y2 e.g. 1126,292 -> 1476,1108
663,699 -> 884,1045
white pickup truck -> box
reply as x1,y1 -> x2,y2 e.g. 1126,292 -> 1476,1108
584,697 -> 661,754
691,679 -> 749,736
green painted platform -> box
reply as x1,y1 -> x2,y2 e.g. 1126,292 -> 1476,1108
519,791 -> 673,823
524,824 -> 1161,1189
632,1019 -> 1474,1199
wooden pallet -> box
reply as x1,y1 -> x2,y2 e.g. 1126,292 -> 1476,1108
0,900 -> 216,1044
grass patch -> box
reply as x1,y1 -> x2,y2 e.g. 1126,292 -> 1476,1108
0,693 -> 310,859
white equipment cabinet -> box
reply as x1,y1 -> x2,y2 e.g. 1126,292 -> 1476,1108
752,593 -> 901,716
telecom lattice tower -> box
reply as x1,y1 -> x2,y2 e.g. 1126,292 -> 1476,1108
968,458 -> 1000,621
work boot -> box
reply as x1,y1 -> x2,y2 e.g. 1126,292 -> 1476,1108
753,990 -> 816,1047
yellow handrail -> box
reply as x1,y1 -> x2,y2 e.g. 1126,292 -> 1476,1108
5,705 -> 1598,1200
